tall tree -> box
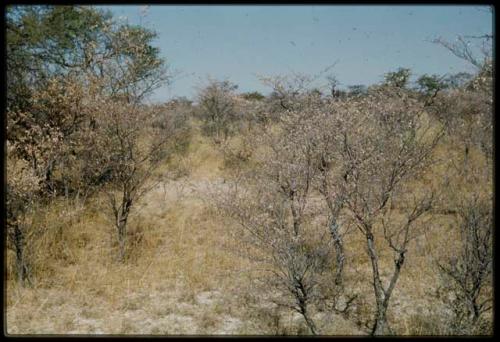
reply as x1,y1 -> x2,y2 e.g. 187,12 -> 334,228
6,5 -> 170,275
6,5 -> 168,197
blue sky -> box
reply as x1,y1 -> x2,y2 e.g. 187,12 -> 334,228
98,5 -> 493,102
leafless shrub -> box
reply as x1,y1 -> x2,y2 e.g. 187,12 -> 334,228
258,72 -> 325,117
306,109 -> 350,288
432,35 -> 491,70
325,74 -> 339,98
436,195 -> 492,335
219,139 -> 255,172
149,102 -> 192,163
429,41 -> 493,331
219,71 -> 446,335
331,86 -> 443,335
87,99 -> 172,262
218,111 -> 338,334
196,78 -> 239,144
431,35 -> 493,167
221,183 -> 333,335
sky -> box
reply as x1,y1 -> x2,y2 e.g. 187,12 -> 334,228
98,5 -> 493,102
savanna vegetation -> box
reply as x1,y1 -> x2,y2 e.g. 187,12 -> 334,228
5,5 -> 493,336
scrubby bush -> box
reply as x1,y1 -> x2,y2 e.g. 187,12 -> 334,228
436,196 -> 493,335
150,101 -> 192,162
6,144 -> 43,286
196,78 -> 239,144
6,5 -> 170,269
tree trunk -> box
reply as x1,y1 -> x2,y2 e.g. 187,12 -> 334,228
290,202 -> 301,237
117,215 -> 128,263
365,231 -> 392,336
45,158 -> 56,196
302,309 -> 318,335
329,220 -> 344,287
372,304 -> 391,336
13,225 -> 30,286
463,143 -> 470,171
115,195 -> 133,263
294,278 -> 317,335
64,177 -> 69,199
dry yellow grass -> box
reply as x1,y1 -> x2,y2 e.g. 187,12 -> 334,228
6,125 -> 259,335
5,121 -> 491,335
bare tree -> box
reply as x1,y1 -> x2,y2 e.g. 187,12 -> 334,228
266,74 -> 354,292
325,74 -> 339,98
334,86 -> 443,335
196,78 -> 239,144
260,65 -> 338,112
89,99 -> 172,262
431,34 -> 493,170
305,108 -> 350,288
429,32 -> 493,335
436,195 -> 493,335
432,35 -> 492,70
219,109 -> 335,335
221,182 -> 330,335
259,72 -> 323,114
